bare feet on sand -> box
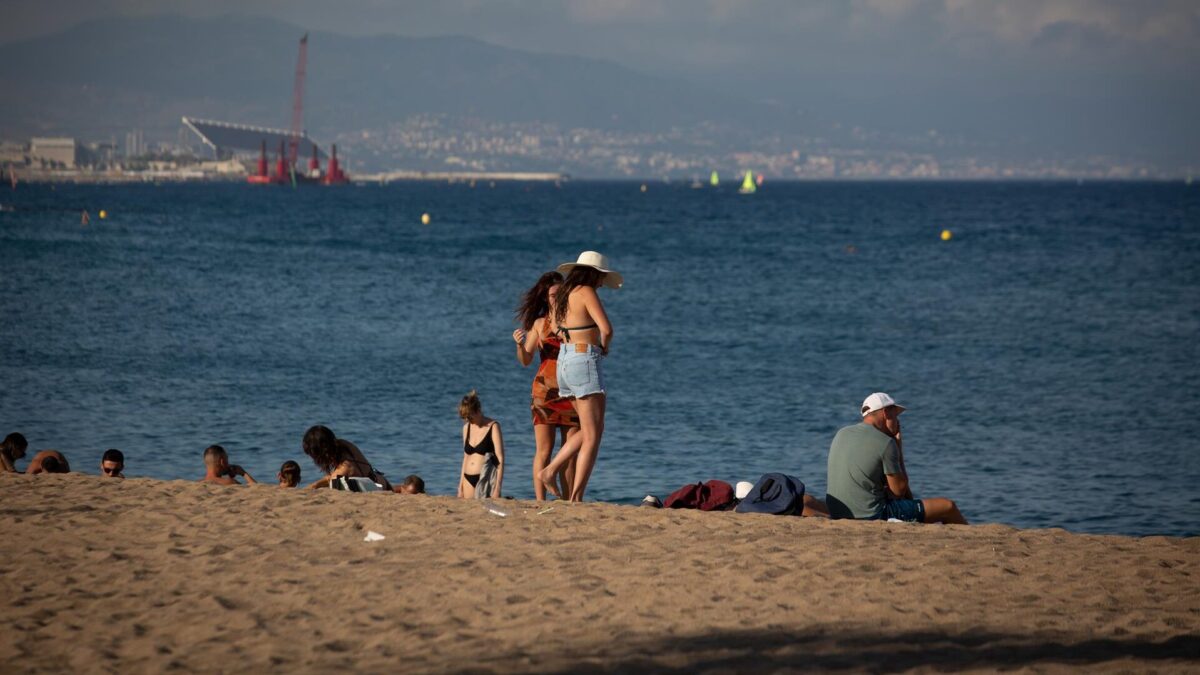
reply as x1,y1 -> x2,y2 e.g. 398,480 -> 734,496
538,467 -> 562,499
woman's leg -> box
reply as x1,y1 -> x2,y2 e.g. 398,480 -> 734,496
460,475 -> 475,500
532,424 -> 555,501
559,427 -> 579,498
539,414 -> 584,496
569,393 -> 606,502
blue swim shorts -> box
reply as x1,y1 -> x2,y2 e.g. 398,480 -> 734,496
556,343 -> 605,399
876,499 -> 925,523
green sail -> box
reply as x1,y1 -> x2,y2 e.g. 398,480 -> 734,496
740,170 -> 756,193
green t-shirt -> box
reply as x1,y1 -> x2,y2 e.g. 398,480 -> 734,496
825,422 -> 903,519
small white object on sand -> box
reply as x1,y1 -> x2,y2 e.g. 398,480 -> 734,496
363,530 -> 385,542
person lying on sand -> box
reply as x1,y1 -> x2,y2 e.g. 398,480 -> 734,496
826,393 -> 967,525
100,449 -> 125,478
301,425 -> 392,491
27,450 -> 70,474
394,474 -> 425,495
199,445 -> 256,485
1,432 -> 28,473
278,460 -> 301,488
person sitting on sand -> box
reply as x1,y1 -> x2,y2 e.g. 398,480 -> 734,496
199,445 -> 256,485
301,425 -> 392,490
1,432 -> 28,473
278,460 -> 301,488
394,474 -> 426,495
458,390 -> 505,499
826,393 -> 967,525
100,449 -> 125,478
27,450 -> 70,474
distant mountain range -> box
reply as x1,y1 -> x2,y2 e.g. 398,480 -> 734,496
0,14 -> 804,142
1,14 -> 1182,178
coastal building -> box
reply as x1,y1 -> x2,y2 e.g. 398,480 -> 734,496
0,140 -> 28,167
125,129 -> 146,158
29,137 -> 81,169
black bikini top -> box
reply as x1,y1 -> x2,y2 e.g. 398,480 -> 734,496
464,424 -> 496,455
558,323 -> 597,342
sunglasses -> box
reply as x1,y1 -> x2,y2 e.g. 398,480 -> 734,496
102,466 -> 123,475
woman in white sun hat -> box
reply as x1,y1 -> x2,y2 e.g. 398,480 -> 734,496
537,251 -> 621,501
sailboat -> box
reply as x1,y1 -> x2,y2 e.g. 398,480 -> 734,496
710,170 -> 720,187
738,170 -> 756,194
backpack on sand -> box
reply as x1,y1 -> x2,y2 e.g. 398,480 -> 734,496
734,473 -> 806,516
663,480 -> 736,511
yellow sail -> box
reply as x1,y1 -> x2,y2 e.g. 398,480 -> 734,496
710,170 -> 720,187
739,170 -> 756,194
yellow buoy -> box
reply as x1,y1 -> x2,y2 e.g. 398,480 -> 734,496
940,229 -> 953,241
421,213 -> 431,225
99,210 -> 107,219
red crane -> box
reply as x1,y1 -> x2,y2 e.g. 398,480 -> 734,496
287,33 -> 308,168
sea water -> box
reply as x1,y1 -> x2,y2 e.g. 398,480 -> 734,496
2,181 -> 1197,536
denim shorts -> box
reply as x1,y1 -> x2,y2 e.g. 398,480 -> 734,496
875,499 -> 926,523
556,343 -> 606,399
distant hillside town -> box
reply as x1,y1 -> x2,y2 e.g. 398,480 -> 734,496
0,115 -> 1179,184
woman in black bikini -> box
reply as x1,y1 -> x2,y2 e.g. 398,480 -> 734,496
301,425 -> 393,490
457,390 -> 506,499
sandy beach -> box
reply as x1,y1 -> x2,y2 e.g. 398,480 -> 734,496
1,474 -> 1197,673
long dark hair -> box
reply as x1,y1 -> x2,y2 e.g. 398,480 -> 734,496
303,425 -> 343,473
515,271 -> 564,330
1,432 -> 27,458
553,267 -> 606,325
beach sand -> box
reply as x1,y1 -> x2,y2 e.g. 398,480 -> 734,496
1,474 -> 1197,673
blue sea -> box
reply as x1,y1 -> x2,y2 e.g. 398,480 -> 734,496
2,181 -> 1197,537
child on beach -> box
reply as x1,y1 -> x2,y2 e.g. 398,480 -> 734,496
278,460 -> 301,488
458,391 -> 505,499
200,445 -> 257,485
0,432 -> 28,473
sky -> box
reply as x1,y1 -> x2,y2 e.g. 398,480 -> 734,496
3,0 -> 1198,162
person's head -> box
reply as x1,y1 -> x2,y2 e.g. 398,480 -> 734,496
515,271 -> 565,331
39,454 -> 68,474
398,474 -> 425,495
203,445 -> 229,473
861,392 -> 905,438
302,425 -> 342,473
2,432 -> 28,461
100,449 -> 124,478
458,390 -> 482,422
278,460 -> 301,487
552,252 -> 622,324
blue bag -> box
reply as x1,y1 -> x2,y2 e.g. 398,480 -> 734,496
734,473 -> 806,516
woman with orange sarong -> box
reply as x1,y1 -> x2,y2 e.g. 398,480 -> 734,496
514,271 -> 580,500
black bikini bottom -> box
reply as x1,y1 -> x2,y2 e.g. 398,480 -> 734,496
464,473 -> 480,487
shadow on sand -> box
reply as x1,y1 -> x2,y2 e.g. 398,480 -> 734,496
547,627 -> 1200,673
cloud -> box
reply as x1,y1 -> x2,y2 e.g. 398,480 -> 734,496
937,0 -> 1200,48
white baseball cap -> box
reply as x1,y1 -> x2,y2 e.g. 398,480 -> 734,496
861,392 -> 906,417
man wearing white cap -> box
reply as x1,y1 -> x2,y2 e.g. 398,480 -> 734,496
825,393 -> 967,524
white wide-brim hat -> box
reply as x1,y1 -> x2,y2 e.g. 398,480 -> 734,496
557,250 -> 623,289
